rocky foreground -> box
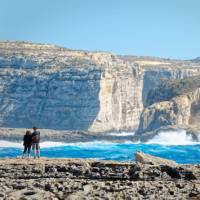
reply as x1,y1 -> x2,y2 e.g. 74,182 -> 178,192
0,153 -> 200,200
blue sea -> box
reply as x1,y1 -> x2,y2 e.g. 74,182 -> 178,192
0,130 -> 200,164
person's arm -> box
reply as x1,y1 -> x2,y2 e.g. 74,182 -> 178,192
29,135 -> 32,145
23,135 -> 25,145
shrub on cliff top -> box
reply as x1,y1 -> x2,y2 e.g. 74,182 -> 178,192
146,75 -> 200,106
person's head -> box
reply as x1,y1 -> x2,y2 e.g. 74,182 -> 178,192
26,130 -> 31,135
33,126 -> 37,131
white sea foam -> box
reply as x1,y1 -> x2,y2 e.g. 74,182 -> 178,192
0,140 -> 22,148
108,132 -> 135,137
147,129 -> 199,145
0,140 -> 68,149
54,141 -> 136,148
40,141 -> 69,148
0,140 -> 136,149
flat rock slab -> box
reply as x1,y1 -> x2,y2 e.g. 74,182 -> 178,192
135,151 -> 177,167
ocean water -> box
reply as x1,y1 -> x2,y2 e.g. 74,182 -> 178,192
0,130 -> 200,164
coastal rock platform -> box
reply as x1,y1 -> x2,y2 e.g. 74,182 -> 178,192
0,155 -> 200,200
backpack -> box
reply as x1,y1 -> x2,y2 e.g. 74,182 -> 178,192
32,131 -> 40,143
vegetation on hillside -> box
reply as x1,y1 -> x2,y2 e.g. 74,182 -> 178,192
146,75 -> 200,106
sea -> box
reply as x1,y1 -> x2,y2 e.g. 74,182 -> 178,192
0,129 -> 200,164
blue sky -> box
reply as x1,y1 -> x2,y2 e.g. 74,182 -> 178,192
0,0 -> 199,59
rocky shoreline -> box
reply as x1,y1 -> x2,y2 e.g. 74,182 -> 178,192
0,127 -> 138,143
0,153 -> 200,200
0,127 -> 199,144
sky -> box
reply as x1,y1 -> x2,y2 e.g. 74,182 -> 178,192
0,0 -> 199,59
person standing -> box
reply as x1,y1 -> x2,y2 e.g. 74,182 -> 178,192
32,126 -> 40,159
22,130 -> 32,158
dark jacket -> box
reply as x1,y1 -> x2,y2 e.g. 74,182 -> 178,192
23,135 -> 32,146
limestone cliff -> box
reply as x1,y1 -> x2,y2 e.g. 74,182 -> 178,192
89,66 -> 143,132
0,41 -> 144,131
0,41 -> 200,132
137,76 -> 200,134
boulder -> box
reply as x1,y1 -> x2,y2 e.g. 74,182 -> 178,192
135,151 -> 177,167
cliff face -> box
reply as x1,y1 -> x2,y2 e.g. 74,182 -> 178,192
137,77 -> 200,134
89,66 -> 144,132
142,68 -> 200,107
0,41 -> 144,131
0,42 -> 103,130
0,41 -> 200,132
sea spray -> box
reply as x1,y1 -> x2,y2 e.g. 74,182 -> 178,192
147,129 -> 198,145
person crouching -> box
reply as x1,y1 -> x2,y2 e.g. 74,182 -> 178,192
22,130 -> 32,158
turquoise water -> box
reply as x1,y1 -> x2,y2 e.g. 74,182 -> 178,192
1,142 -> 200,164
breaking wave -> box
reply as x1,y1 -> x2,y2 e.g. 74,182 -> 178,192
0,129 -> 199,148
147,129 -> 199,145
